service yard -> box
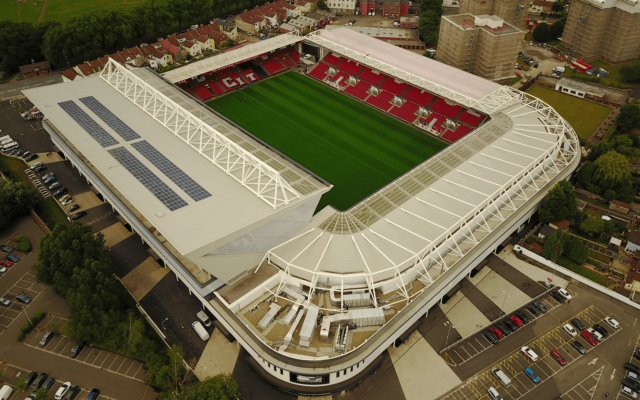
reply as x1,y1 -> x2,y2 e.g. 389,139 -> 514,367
437,283 -> 640,400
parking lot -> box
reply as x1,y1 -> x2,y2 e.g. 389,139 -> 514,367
22,314 -> 147,382
438,304 -> 622,400
443,289 -> 571,366
1,363 -> 118,400
0,266 -> 46,335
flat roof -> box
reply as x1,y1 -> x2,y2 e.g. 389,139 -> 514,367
556,77 -> 607,97
24,76 -> 323,256
312,28 -> 501,101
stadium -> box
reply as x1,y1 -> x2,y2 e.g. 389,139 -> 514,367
24,28 -> 580,396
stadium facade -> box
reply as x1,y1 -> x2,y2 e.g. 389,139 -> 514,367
23,28 -> 580,396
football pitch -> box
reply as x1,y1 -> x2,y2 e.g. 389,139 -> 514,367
208,72 -> 448,211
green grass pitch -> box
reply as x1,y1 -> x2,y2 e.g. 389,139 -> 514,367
208,72 -> 448,211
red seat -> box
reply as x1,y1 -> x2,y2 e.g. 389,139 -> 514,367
207,82 -> 225,95
431,98 -> 463,119
242,69 -> 260,82
366,90 -> 394,111
381,78 -> 409,96
327,71 -> 350,88
390,101 -> 419,123
405,87 -> 436,107
358,68 -> 386,86
194,85 -> 214,100
324,52 -> 344,66
339,59 -> 363,75
458,110 -> 484,127
309,63 -> 330,80
344,80 -> 371,100
263,59 -> 287,75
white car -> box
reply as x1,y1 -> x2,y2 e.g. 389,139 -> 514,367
587,327 -> 604,341
0,297 -> 10,306
0,266 -> 6,274
558,288 -> 572,300
605,317 -> 620,329
55,382 -> 71,399
521,346 -> 539,362
61,198 -> 74,206
621,384 -> 638,399
563,324 -> 578,337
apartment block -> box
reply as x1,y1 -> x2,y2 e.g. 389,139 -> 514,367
459,0 -> 528,28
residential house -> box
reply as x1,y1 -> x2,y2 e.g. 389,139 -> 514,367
359,0 -> 376,15
530,0 -> 554,14
182,41 -> 202,57
75,63 -> 98,78
142,43 -> 172,67
162,38 -> 183,61
214,18 -> 238,40
280,23 -> 298,33
307,10 -> 337,27
235,13 -> 265,34
538,224 -> 556,239
278,0 -> 301,17
61,69 -> 82,83
19,61 -> 51,78
295,0 -> 317,12
610,200 -> 631,215
626,231 -> 640,254
327,0 -> 356,14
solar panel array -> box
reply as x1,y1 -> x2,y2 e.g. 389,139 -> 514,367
108,147 -> 188,211
79,96 -> 141,141
131,140 -> 212,202
58,101 -> 119,147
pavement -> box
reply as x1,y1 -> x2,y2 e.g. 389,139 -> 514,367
0,73 -> 63,100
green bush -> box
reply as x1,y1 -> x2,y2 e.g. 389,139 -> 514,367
18,311 -> 45,338
17,332 -> 24,341
15,236 -> 31,252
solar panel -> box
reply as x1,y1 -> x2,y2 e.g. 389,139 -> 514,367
78,96 -> 141,141
131,141 -> 212,202
58,101 -> 119,147
108,147 -> 188,211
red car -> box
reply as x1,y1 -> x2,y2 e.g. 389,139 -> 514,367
510,315 -> 524,328
490,326 -> 504,339
550,350 -> 567,365
515,72 -> 521,76
0,259 -> 12,267
581,330 -> 598,346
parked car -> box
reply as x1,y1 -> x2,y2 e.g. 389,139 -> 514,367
504,320 -> 518,332
62,385 -> 81,400
0,298 -> 10,306
44,176 -> 56,184
587,327 -> 604,341
622,377 -> 640,393
69,344 -> 85,359
39,331 -> 55,346
0,266 -> 5,274
625,363 -> 640,374
571,318 -> 585,331
25,154 -> 38,162
33,165 -> 46,173
605,317 -> 620,329
0,245 -> 13,253
29,372 -> 48,392
533,301 -> 547,313
515,310 -> 529,324
627,370 -> 640,385
59,194 -> 71,202
526,303 -> 541,316
62,198 -> 74,206
620,384 -> 638,399
55,382 -> 72,400
558,288 -> 572,300
634,351 -> 640,362
550,350 -> 566,365
49,182 -> 61,190
521,346 -> 539,362
581,330 -> 598,346
550,292 -> 566,304
70,212 -> 87,221
524,367 -> 540,383
85,388 -> 100,399
53,188 -> 67,197
510,315 -> 524,328
16,294 -> 32,304
23,371 -> 38,388
490,326 -> 504,339
69,204 -> 80,212
6,254 -> 19,263
496,321 -> 511,336
592,324 -> 609,338
0,259 -> 11,267
564,324 -> 578,337
41,376 -> 56,391
571,340 -> 587,354
42,172 -> 54,180
482,330 -> 499,344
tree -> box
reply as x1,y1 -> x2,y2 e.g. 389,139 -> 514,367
603,189 -> 616,201
592,150 -> 631,190
549,21 -> 565,39
15,378 -> 27,391
565,236 -> 589,265
418,10 -> 440,45
603,220 -> 615,235
0,20 -> 60,74
541,11 -> 548,20
615,181 -> 636,203
0,179 -> 40,231
576,161 -> 593,188
317,0 -> 326,9
620,63 -> 640,83
542,229 -> 569,261
551,1 -> 564,12
35,388 -> 49,400
616,104 -> 640,132
539,180 -> 578,223
186,374 -> 241,400
533,22 -> 550,42
580,217 -> 604,235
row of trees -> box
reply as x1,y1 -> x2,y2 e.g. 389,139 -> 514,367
542,229 -> 589,265
0,0 -> 269,74
538,180 -> 578,223
418,0 -> 443,47
620,62 -> 640,83
0,179 -> 40,231
532,20 -> 565,43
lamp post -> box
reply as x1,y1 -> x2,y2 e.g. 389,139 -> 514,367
162,317 -> 169,338
501,291 -> 510,316
445,321 -> 455,347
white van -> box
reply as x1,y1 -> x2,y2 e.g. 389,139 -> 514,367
192,321 -> 210,341
2,141 -> 18,151
0,384 -> 13,400
0,135 -> 11,143
491,368 -> 511,388
197,311 -> 212,328
488,387 -> 503,400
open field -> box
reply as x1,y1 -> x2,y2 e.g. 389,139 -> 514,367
526,86 -> 611,140
208,72 -> 447,211
0,0 -> 44,23
42,0 -> 140,24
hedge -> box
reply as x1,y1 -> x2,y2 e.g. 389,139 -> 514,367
18,312 -> 45,340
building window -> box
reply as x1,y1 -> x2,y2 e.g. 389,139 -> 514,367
337,371 -> 340,378
351,366 -> 354,372
280,368 -> 284,375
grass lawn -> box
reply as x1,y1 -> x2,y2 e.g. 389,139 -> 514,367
527,86 -> 611,140
208,72 -> 448,211
42,0 -> 140,25
0,0 -> 44,23
0,156 -> 69,230
563,59 -> 636,89
556,255 -> 608,286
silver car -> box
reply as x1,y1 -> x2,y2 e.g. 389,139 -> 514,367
0,297 -> 10,306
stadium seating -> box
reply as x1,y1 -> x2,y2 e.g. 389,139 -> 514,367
430,98 -> 463,119
344,80 -> 371,100
324,52 -> 344,66
186,89 -> 198,98
457,110 -> 484,127
420,113 -> 445,133
389,101 -> 419,123
242,69 -> 260,82
269,48 -> 290,60
339,59 -> 364,76
289,52 -> 300,65
442,125 -> 473,142
216,67 -> 235,79
262,59 -> 288,75
404,87 -> 436,107
366,90 -> 395,111
206,82 -> 225,95
327,71 -> 350,88
221,74 -> 245,89
358,68 -> 386,86
381,78 -> 409,96
194,85 -> 214,100
309,63 -> 330,80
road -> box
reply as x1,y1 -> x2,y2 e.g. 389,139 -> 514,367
0,73 -> 63,99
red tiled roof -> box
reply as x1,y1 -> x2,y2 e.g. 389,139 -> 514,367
551,220 -> 570,231
19,61 -> 51,74
161,39 -> 181,54
183,41 -> 196,49
533,1 -> 554,6
77,63 -> 95,76
89,59 -> 103,69
128,47 -> 143,57
98,56 -> 109,65
109,53 -> 125,63
119,50 -> 133,61
193,34 -> 209,43
612,200 -> 631,209
169,37 -> 181,46
210,31 -> 228,42
62,69 -> 78,81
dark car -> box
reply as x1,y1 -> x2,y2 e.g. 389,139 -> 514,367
533,301 -> 548,313
592,324 -> 609,338
571,341 -> 587,354
0,245 -> 14,253
482,330 -> 499,345
62,385 -> 81,400
68,204 -> 80,212
550,292 -> 566,304
625,363 -> 640,374
86,388 -> 100,399
16,294 -> 32,304
25,154 -> 38,162
41,376 -> 56,391
70,211 -> 87,220
24,371 -> 38,388
496,321 -> 511,336
515,310 -> 529,323
622,377 -> 640,392
634,351 -> 640,361
53,188 -> 67,197
7,253 -> 19,262
571,318 -> 585,331
34,165 -> 46,173
504,319 -> 518,332
29,372 -> 48,392
526,303 -> 541,316
39,331 -> 55,346
69,343 -> 85,358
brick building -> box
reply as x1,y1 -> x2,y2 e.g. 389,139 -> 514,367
459,0 -> 527,28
